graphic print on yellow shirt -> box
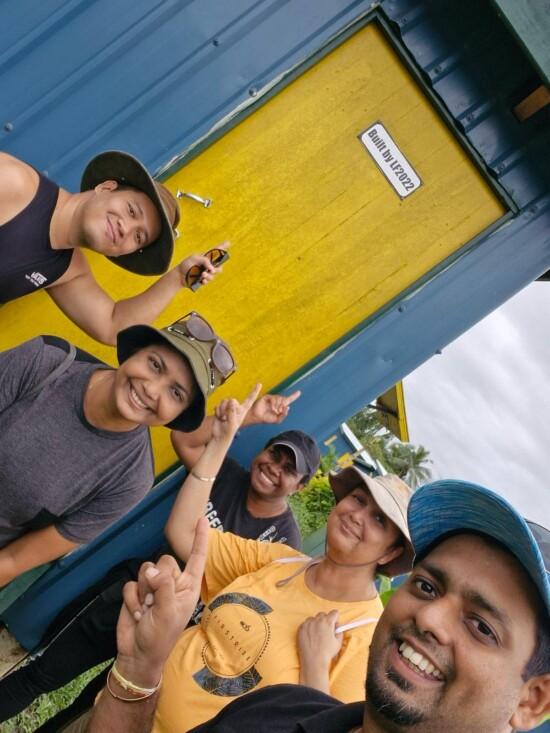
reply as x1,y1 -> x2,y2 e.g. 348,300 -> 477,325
193,592 -> 273,695
155,531 -> 383,733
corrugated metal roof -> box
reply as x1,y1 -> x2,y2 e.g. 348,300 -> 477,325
0,0 -> 371,189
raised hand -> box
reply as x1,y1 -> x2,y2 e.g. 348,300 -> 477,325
116,516 -> 209,674
247,389 -> 301,426
211,383 -> 262,442
177,241 -> 230,290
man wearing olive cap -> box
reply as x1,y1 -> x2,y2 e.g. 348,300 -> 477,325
0,312 -> 234,591
0,392 -> 321,726
0,150 -> 224,345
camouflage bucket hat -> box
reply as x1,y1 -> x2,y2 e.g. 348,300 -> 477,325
116,312 -> 235,432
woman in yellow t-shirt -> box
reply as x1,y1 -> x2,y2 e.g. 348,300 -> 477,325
152,385 -> 414,732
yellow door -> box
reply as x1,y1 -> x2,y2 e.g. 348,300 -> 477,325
1,22 -> 506,473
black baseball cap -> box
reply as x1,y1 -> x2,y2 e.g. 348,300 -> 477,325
265,430 -> 321,482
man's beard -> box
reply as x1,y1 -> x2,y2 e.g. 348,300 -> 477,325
366,667 -> 425,727
366,629 -> 430,729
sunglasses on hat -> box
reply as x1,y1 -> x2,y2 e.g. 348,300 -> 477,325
167,311 -> 236,384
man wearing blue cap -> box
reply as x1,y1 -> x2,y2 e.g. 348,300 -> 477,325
83,479 -> 549,733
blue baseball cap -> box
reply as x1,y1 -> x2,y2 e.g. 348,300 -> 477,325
408,480 -> 550,615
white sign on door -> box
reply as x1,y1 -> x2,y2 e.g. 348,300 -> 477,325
359,122 -> 422,199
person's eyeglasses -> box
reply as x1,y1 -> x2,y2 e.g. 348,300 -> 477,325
167,311 -> 236,383
185,248 -> 229,292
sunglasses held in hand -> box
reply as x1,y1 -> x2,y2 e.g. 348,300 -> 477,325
186,248 -> 229,292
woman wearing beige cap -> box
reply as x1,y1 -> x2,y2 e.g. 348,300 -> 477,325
0,311 -> 235,589
121,397 -> 416,731
294,466 -> 414,697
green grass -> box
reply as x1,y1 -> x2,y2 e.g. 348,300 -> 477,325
0,662 -> 110,733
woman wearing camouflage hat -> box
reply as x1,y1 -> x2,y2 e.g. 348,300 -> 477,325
0,311 -> 235,589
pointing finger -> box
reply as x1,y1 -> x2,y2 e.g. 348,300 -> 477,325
284,390 -> 301,406
242,383 -> 262,411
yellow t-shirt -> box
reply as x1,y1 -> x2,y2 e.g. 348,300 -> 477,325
154,531 -> 383,732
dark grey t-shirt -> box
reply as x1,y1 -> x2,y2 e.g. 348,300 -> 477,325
0,337 -> 154,546
206,456 -> 301,549
184,456 -> 301,625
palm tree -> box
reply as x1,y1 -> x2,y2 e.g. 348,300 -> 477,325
347,407 -> 432,489
383,442 -> 432,489
347,408 -> 394,462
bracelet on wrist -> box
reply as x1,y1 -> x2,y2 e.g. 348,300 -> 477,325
107,669 -> 161,703
109,661 -> 162,698
191,469 -> 217,482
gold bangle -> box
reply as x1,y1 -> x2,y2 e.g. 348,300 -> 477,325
111,661 -> 162,696
191,470 -> 217,482
106,669 -> 160,703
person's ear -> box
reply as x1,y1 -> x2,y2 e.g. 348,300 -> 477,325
377,544 -> 403,568
294,479 -> 308,493
94,180 -> 118,193
510,675 -> 550,730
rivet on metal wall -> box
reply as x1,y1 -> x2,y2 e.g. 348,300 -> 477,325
249,87 -> 258,97
401,16 -> 408,23
4,122 -> 13,132
497,163 -> 505,173
466,114 -> 474,123
434,65 -> 442,75
213,37 -> 220,46
398,305 -> 405,313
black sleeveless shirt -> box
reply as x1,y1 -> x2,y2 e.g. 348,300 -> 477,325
0,171 -> 73,302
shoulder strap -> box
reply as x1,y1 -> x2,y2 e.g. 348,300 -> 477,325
274,556 -> 310,564
335,618 -> 380,634
24,342 -> 77,400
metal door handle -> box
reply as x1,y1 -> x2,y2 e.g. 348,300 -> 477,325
176,191 -> 212,208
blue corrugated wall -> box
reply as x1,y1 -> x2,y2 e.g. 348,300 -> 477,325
0,0 -> 369,187
383,0 -> 550,208
1,0 -> 550,651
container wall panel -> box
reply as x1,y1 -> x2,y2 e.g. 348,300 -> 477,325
1,0 -> 550,651
0,0 -> 369,188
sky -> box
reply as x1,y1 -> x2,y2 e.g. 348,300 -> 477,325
404,280 -> 550,528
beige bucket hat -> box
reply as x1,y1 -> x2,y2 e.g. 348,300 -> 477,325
328,466 -> 414,577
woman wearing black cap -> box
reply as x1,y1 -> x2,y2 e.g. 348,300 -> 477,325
0,312 -> 234,589
139,390 -> 416,731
